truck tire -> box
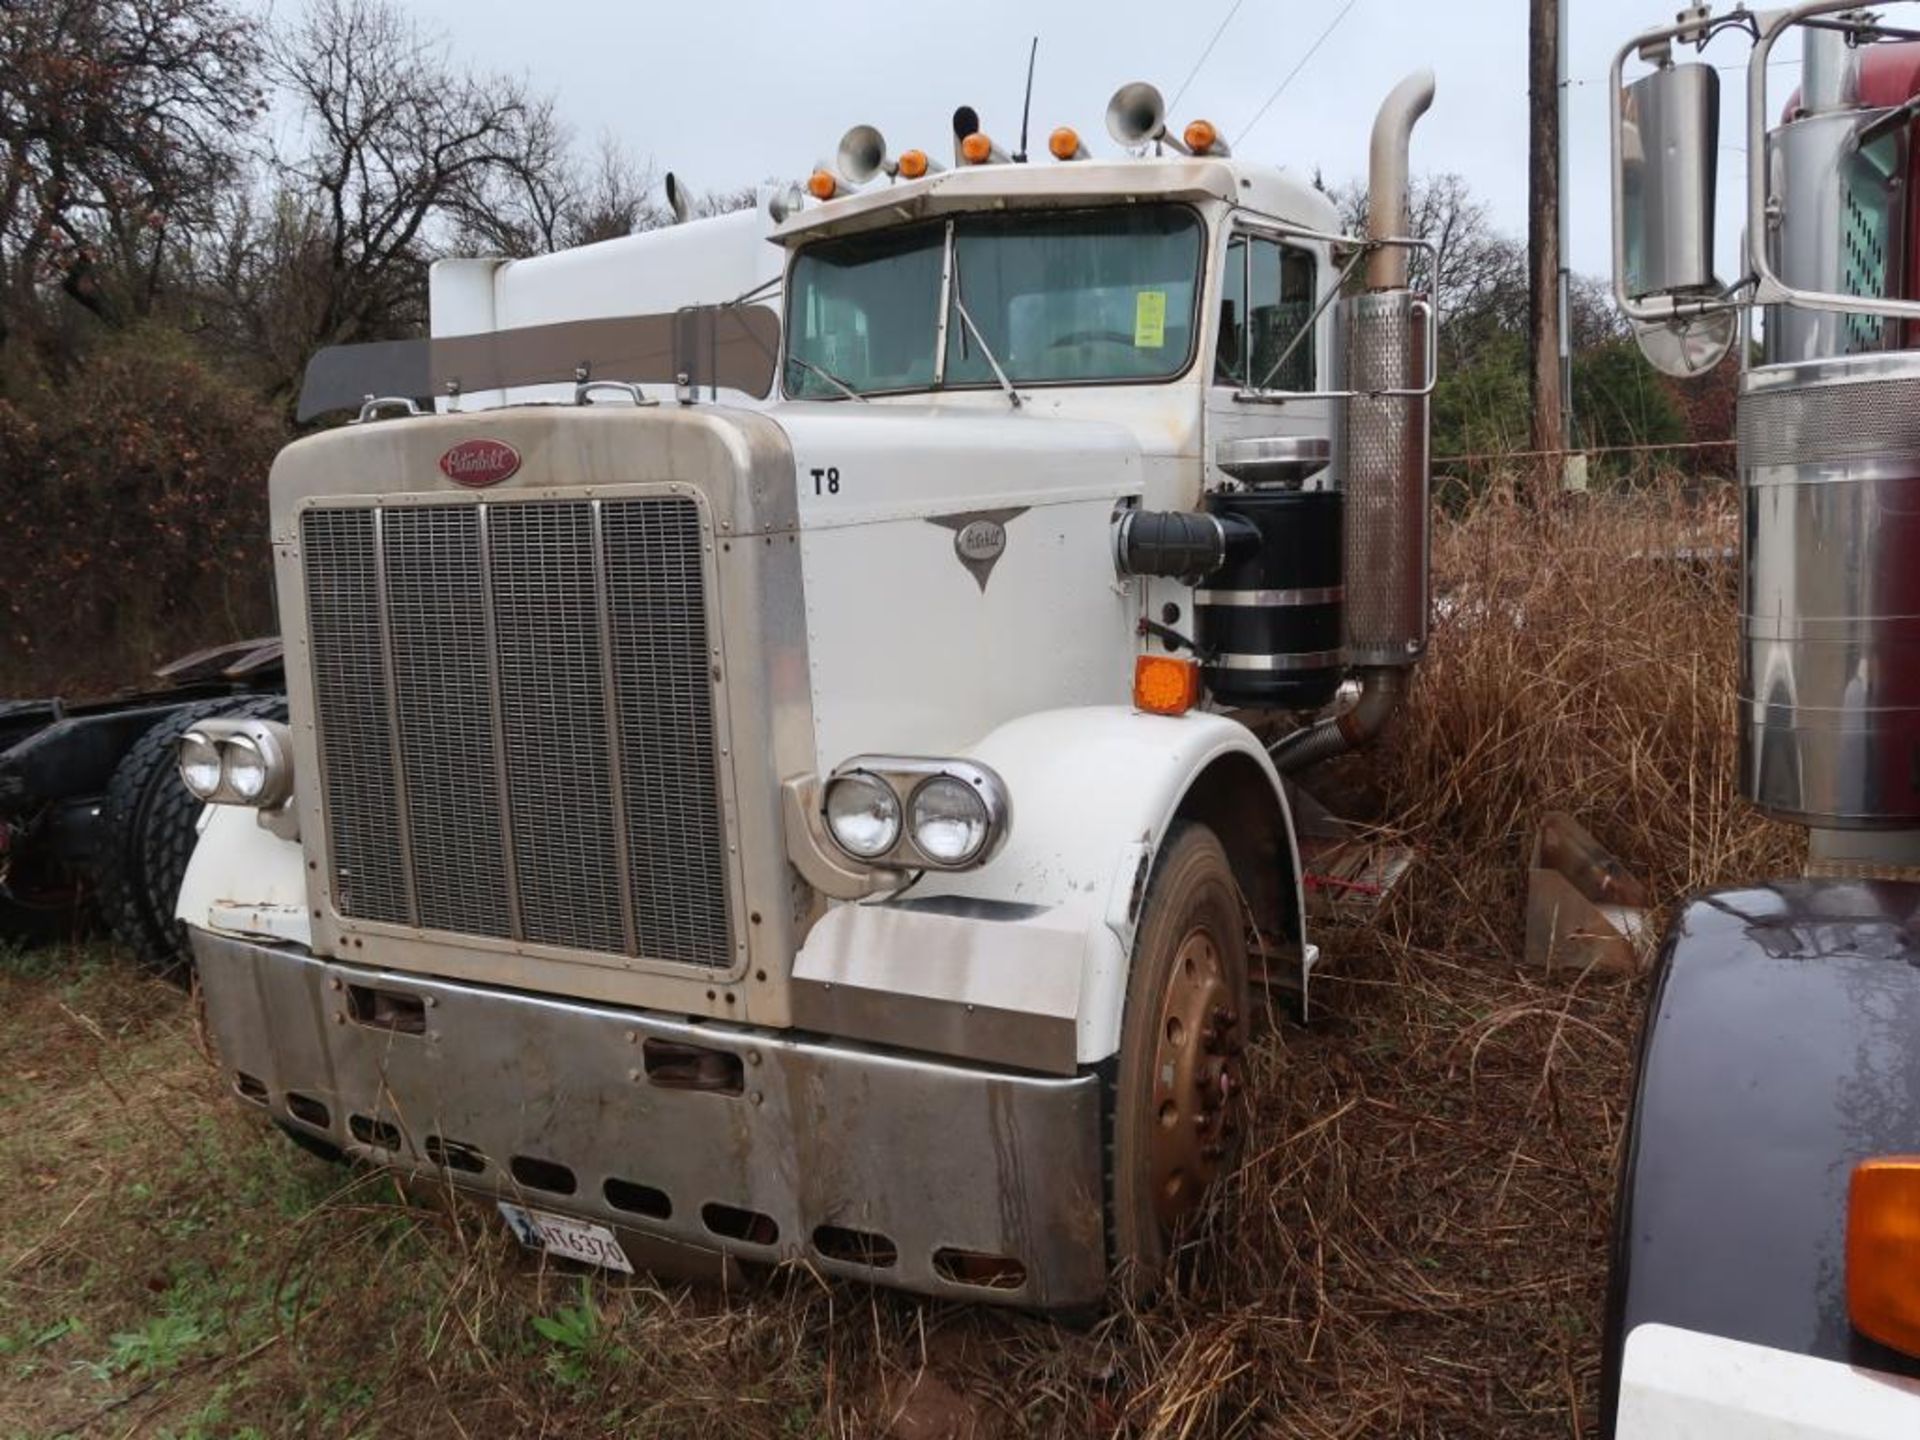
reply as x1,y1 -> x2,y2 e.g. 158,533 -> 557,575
95,694 -> 288,979
1109,822 -> 1253,1297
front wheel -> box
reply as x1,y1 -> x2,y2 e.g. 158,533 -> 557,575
1110,822 -> 1252,1295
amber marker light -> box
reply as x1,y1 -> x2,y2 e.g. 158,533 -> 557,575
1049,126 -> 1083,160
1183,119 -> 1220,154
1134,655 -> 1201,717
1848,1155 -> 1920,1357
807,169 -> 839,200
961,132 -> 995,164
898,149 -> 930,179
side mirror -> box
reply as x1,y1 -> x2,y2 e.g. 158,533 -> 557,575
1620,61 -> 1721,301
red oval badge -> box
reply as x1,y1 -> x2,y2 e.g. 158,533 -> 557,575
438,439 -> 521,489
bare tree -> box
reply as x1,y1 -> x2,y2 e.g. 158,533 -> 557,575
265,0 -> 563,351
1323,173 -> 1528,355
0,0 -> 260,347
458,134 -> 665,258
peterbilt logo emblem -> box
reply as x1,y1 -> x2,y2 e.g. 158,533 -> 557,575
438,439 -> 521,488
930,507 -> 1027,592
954,520 -> 1006,564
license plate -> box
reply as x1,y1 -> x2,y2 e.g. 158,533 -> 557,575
498,1202 -> 633,1273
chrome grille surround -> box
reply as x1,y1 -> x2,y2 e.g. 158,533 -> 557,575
301,493 -> 735,968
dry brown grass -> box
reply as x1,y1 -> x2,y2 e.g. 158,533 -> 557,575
0,480 -> 1799,1438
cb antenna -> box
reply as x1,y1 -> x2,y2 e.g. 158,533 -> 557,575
1014,36 -> 1039,162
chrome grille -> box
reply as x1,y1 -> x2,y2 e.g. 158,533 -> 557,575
384,507 -> 509,937
302,511 -> 410,924
488,503 -> 626,954
604,502 -> 729,964
300,496 -> 733,967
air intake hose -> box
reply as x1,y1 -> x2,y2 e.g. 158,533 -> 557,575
1113,508 -> 1260,584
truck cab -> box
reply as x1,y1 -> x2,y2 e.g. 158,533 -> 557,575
174,76 -> 1436,1309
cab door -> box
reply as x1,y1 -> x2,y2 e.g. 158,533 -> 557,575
1202,223 -> 1337,490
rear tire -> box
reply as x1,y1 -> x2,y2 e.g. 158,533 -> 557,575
1109,822 -> 1252,1299
96,694 -> 288,979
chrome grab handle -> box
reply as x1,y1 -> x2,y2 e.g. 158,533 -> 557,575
354,396 -> 423,424
574,380 -> 658,407
1411,295 -> 1438,396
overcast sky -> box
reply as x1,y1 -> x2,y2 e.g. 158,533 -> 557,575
260,0 -> 1773,284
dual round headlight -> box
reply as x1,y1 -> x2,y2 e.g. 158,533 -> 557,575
907,775 -> 993,865
177,722 -> 294,808
821,760 -> 1006,870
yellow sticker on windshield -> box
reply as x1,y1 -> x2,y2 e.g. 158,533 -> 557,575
1134,290 -> 1167,348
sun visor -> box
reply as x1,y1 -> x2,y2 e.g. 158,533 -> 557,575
295,303 -> 782,422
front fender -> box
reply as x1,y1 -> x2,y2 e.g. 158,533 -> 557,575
1603,880 -> 1920,1434
794,706 -> 1302,1070
175,803 -> 310,947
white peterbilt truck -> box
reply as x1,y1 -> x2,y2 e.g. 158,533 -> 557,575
175,75 -> 1437,1308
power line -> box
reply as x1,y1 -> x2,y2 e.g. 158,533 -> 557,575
1234,0 -> 1364,147
1169,0 -> 1248,112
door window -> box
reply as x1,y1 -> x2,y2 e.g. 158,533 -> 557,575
1215,234 -> 1317,392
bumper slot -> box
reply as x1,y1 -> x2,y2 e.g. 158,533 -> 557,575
424,1135 -> 486,1174
604,1178 -> 671,1220
192,930 -> 1109,1308
285,1092 -> 331,1129
509,1155 -> 578,1196
345,983 -> 427,1034
349,1114 -> 401,1150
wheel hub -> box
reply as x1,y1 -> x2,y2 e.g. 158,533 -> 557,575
1147,925 -> 1247,1231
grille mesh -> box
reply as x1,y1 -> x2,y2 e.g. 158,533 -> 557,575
384,507 -> 510,937
303,510 -> 410,924
489,503 -> 626,953
605,502 -> 730,966
300,496 -> 732,967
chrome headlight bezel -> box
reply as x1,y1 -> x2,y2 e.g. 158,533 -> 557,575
822,769 -> 903,859
820,756 -> 1010,872
175,718 -> 296,809
178,730 -> 225,801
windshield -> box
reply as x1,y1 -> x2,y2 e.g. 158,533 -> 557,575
785,206 -> 1203,398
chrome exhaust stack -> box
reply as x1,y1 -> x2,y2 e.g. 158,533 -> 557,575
1275,69 -> 1436,774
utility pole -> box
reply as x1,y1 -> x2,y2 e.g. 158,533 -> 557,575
1529,0 -> 1566,488
1557,0 -> 1573,458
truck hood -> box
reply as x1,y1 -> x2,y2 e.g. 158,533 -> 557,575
767,401 -> 1145,528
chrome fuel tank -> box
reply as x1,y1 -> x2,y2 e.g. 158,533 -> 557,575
1739,353 -> 1920,827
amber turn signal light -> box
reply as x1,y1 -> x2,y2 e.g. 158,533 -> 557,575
1848,1156 -> 1920,1357
897,149 -> 929,179
807,169 -> 839,200
1048,126 -> 1082,160
960,132 -> 995,164
1134,655 -> 1201,717
1183,119 -> 1220,154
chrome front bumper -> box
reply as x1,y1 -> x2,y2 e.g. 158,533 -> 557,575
192,930 -> 1108,1308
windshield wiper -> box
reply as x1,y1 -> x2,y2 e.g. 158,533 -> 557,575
948,235 -> 1022,410
786,353 -> 868,403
